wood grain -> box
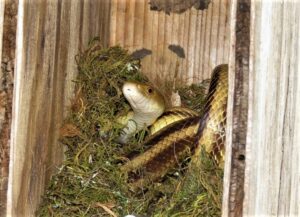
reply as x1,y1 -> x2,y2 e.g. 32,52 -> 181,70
243,1 -> 300,216
109,0 -> 230,87
0,1 -> 17,216
0,1 -> 4,62
0,2 -> 6,216
7,1 -> 111,216
222,0 -> 250,216
6,0 -> 231,216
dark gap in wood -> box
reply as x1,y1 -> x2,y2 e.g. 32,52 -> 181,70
228,0 -> 250,216
0,0 -> 17,216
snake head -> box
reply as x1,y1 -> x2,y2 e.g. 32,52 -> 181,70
122,81 -> 165,117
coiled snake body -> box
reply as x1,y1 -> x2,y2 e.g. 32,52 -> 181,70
120,64 -> 228,188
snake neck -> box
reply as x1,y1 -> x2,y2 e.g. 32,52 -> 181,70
117,109 -> 164,144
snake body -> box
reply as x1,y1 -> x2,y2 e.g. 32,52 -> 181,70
120,64 -> 228,188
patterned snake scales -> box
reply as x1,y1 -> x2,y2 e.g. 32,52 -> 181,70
118,64 -> 228,188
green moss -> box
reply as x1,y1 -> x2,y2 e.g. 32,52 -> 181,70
37,39 -> 223,217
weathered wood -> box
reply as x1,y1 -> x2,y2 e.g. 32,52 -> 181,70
222,0 -> 250,216
0,0 -> 17,216
109,0 -> 230,87
0,1 -> 6,215
243,1 -> 300,216
0,1 -> 4,62
5,0 -> 232,216
6,1 -> 111,216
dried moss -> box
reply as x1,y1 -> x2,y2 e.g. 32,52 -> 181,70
176,81 -> 210,114
37,39 -> 223,217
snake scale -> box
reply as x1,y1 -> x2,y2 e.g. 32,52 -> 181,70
119,64 -> 228,188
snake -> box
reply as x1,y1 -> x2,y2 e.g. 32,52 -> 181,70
119,64 -> 228,188
116,81 -> 166,144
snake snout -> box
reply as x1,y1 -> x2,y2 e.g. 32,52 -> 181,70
123,82 -> 137,97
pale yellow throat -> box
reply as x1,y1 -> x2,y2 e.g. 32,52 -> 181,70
117,81 -> 166,144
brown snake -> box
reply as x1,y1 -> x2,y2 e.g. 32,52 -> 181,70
120,64 -> 228,188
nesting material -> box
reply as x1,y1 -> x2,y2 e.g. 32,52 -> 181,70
37,40 -> 223,217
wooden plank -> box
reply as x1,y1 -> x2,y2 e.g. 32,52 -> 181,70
133,0 -> 145,50
0,3 -> 6,214
124,0 -> 135,49
243,1 -> 300,216
222,0 -> 250,216
0,1 -> 4,62
7,1 -> 111,216
109,0 -> 231,86
0,0 -> 17,216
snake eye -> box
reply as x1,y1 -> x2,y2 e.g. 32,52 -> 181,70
148,88 -> 153,94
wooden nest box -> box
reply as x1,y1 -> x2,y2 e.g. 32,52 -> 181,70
0,0 -> 299,216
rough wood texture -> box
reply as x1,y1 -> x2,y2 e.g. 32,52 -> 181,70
7,1 -> 110,216
0,1 -> 4,62
5,0 -> 232,216
243,1 -> 300,216
109,0 -> 230,88
0,0 -> 17,216
0,1 -> 6,215
222,0 -> 250,217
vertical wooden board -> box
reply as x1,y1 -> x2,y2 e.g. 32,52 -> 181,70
140,1 -> 152,82
156,12 -> 166,79
108,0 -> 231,86
133,0 -> 145,50
161,12 -> 172,82
62,1 -> 81,115
7,1 -> 111,216
150,10 -> 159,82
109,0 -> 118,46
102,1 -> 111,47
222,0 -> 249,216
198,8 -> 207,78
80,0 -> 110,48
0,0 -> 17,215
219,0 -> 230,65
8,1 -> 59,215
179,10 -> 190,83
116,1 -> 126,45
169,13 -> 180,84
186,9 -> 197,84
124,0 -> 135,48
0,1 -> 4,62
202,2 -> 213,79
193,11 -> 201,81
244,1 -> 300,216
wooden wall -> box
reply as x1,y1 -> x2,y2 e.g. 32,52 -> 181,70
0,0 -> 6,214
109,0 -> 230,86
6,1 -> 110,216
0,0 -> 18,216
4,0 -> 300,217
0,2 -> 4,61
244,1 -> 300,216
223,1 -> 300,216
4,0 -> 232,216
